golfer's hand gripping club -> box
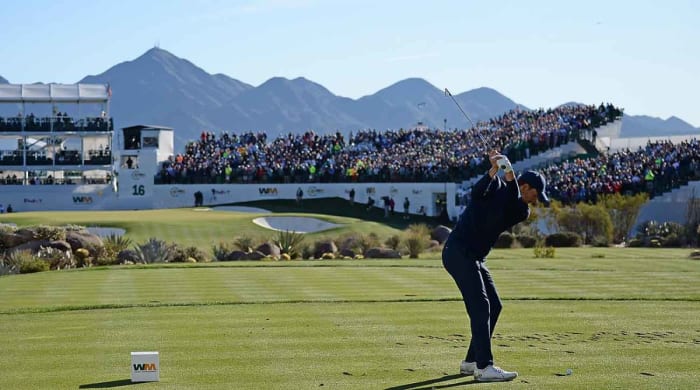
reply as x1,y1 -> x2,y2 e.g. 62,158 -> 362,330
496,156 -> 513,173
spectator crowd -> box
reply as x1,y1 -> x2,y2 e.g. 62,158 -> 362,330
543,139 -> 700,204
156,103 -> 622,185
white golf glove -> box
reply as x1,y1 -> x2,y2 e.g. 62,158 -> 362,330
496,156 -> 513,173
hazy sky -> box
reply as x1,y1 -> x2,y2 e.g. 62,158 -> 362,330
1,0 -> 698,125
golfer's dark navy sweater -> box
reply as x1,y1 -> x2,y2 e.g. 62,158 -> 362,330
450,172 -> 530,260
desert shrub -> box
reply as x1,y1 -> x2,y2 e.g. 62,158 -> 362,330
385,235 -> 401,250
626,238 -> 643,247
403,232 -> 427,259
359,233 -> 381,254
533,245 -> 556,258
212,241 -> 232,261
516,234 -> 538,248
172,245 -> 210,263
406,223 -> 431,237
300,243 -> 314,260
95,234 -> 133,265
233,235 -> 262,253
133,238 -> 176,264
33,225 -> 66,241
635,221 -> 687,247
591,238 -> 610,247
336,232 -> 379,256
0,224 -> 16,234
494,232 -> 514,248
545,232 -> 582,247
1,262 -> 16,276
37,246 -> 75,270
104,234 -> 132,252
662,233 -> 683,247
274,230 -> 305,259
6,251 -> 49,273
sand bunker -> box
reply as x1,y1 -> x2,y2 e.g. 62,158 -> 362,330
252,217 -> 341,233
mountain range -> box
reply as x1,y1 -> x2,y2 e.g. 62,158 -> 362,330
2,48 -> 698,150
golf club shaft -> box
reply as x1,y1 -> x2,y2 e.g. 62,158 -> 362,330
445,88 -> 490,151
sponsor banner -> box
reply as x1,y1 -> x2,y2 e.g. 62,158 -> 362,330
72,196 -> 93,204
258,187 -> 279,196
24,198 -> 43,203
169,187 -> 186,197
307,186 -> 324,197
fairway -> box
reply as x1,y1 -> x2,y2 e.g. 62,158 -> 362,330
1,250 -> 699,389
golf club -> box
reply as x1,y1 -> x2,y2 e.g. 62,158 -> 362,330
444,87 -> 490,152
445,88 -> 513,172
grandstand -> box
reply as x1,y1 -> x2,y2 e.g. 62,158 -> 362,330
0,84 -> 113,185
2,84 -> 696,234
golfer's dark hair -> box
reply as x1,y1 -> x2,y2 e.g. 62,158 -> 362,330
517,178 -> 528,187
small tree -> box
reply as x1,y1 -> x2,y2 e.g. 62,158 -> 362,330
598,193 -> 648,244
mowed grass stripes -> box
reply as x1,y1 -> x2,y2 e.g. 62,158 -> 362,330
1,247 -> 699,389
1,301 -> 698,389
1,255 -> 699,314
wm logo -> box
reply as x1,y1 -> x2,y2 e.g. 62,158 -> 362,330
133,363 -> 157,371
258,188 -> 278,195
72,196 -> 93,204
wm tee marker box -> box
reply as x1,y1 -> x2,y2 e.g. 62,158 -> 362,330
131,351 -> 160,382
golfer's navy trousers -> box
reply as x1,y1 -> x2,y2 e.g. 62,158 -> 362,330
442,237 -> 502,369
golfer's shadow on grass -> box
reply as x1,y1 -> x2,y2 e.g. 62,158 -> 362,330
385,374 -> 479,390
79,379 -> 143,388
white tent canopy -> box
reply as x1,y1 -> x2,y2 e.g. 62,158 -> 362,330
0,83 -> 109,103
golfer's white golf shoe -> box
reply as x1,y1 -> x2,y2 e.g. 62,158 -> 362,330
459,360 -> 476,375
474,365 -> 518,382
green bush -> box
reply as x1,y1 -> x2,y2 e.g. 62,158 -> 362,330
545,232 -> 582,247
591,237 -> 610,247
494,232 -> 515,248
533,245 -> 556,258
516,234 -> 538,248
20,258 -> 50,273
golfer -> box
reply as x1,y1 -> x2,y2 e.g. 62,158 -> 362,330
442,150 -> 549,382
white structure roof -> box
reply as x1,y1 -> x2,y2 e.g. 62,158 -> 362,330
0,83 -> 110,103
